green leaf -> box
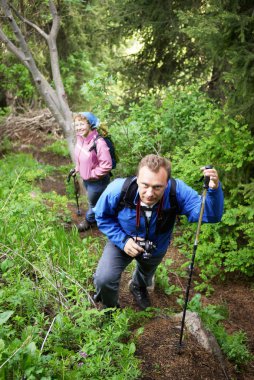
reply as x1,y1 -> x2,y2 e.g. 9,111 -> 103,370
0,310 -> 14,325
128,342 -> 136,354
1,259 -> 14,272
0,339 -> 5,351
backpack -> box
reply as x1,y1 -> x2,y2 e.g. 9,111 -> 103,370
118,176 -> 178,208
117,176 -> 179,233
89,134 -> 117,170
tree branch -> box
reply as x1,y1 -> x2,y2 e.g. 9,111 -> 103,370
49,0 -> 60,40
0,28 -> 28,67
47,0 -> 72,122
1,0 -> 36,70
0,0 -> 75,162
9,3 -> 48,40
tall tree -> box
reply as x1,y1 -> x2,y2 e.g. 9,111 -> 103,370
178,0 -> 254,128
100,0 -> 254,128
98,0 -> 203,94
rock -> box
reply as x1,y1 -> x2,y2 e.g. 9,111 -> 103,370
173,311 -> 223,358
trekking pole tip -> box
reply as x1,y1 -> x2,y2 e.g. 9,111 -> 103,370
176,341 -> 185,355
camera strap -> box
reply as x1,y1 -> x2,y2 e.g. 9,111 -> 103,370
135,196 -> 164,239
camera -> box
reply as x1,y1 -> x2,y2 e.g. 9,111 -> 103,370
136,240 -> 156,260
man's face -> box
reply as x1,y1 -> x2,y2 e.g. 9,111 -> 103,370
137,166 -> 168,206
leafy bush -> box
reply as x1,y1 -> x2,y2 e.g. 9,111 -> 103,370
0,136 -> 12,155
42,139 -> 70,157
187,294 -> 253,367
107,85 -> 254,286
156,259 -> 182,296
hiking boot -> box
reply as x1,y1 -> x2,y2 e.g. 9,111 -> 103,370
77,219 -> 94,232
129,281 -> 151,310
93,293 -> 102,303
93,293 -> 120,308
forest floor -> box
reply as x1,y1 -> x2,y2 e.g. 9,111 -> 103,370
1,111 -> 254,380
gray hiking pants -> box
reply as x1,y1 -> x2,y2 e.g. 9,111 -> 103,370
93,240 -> 165,308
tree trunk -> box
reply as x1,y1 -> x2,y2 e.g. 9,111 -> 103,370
0,0 -> 76,162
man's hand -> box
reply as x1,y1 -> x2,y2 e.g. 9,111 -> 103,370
124,237 -> 145,257
202,167 -> 219,189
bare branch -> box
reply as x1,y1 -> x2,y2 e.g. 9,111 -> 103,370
0,336 -> 32,370
0,28 -> 28,67
10,3 -> 48,40
49,0 -> 60,40
1,0 -> 36,69
40,316 -> 56,353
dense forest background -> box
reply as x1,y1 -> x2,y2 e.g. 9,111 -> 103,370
0,0 -> 254,378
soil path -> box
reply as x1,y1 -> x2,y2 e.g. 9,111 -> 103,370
1,112 -> 254,380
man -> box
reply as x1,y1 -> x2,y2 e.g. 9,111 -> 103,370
93,154 -> 224,310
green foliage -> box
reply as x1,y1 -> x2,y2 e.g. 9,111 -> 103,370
80,70 -> 123,118
0,62 -> 35,102
177,1 -> 254,126
0,0 -> 117,109
188,294 -> 253,367
110,86 -> 214,176
0,107 -> 11,119
97,0 -> 203,93
42,139 -> 70,157
0,152 -> 141,379
99,0 -> 254,129
169,88 -> 254,287
106,85 -> 254,287
156,259 -> 182,296
0,137 -> 12,155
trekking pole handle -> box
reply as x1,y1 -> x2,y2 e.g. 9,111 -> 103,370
67,168 -> 76,183
203,165 -> 213,189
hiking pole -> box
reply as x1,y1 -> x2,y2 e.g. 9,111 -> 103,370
178,165 -> 213,352
67,169 -> 82,216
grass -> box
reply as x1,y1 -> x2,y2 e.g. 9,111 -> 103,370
41,139 -> 70,157
0,152 -> 142,379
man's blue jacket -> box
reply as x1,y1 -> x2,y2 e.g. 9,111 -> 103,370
94,178 -> 224,256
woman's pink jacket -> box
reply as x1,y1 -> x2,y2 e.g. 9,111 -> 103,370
74,130 -> 112,180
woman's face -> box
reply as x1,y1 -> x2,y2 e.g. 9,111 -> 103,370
74,118 -> 91,137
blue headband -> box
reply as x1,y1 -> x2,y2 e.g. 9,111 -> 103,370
79,112 -> 100,129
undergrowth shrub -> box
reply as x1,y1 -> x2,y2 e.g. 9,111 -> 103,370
0,152 -> 141,379
89,82 -> 254,289
109,85 -> 254,289
42,139 -> 70,157
187,294 -> 253,367
172,106 -> 254,289
156,259 -> 182,296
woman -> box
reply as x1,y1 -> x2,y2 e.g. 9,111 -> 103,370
73,112 -> 112,231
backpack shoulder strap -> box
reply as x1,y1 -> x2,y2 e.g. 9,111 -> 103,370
117,176 -> 179,212
88,134 -> 102,153
169,178 -> 179,212
117,176 -> 137,211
